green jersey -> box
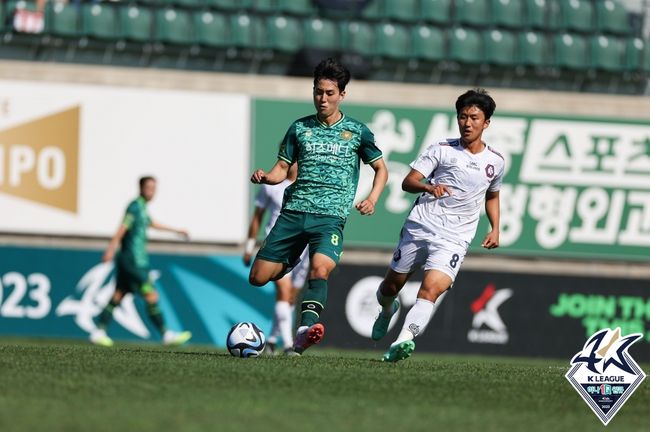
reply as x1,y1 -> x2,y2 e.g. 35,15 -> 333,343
278,113 -> 383,219
120,196 -> 151,267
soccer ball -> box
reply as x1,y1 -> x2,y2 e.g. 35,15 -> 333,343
226,322 -> 266,357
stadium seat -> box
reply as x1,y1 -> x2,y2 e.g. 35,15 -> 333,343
420,0 -> 451,25
371,22 -> 410,81
409,24 -> 445,82
81,4 -> 118,40
591,34 -> 624,72
204,0 -> 251,10
278,0 -> 316,16
360,0 -> 382,21
596,0 -> 631,35
155,8 -> 193,45
384,0 -> 419,22
341,20 -> 375,57
45,1 -> 80,38
0,1 -> 5,32
453,0 -> 490,27
168,0 -> 206,9
194,10 -> 229,48
119,4 -> 154,43
551,0 -> 595,33
624,36 -> 644,71
264,15 -> 302,52
642,38 -> 650,73
252,0 -> 278,13
525,0 -> 548,29
553,32 -> 589,70
303,17 -> 339,50
484,29 -> 517,66
518,30 -> 550,67
230,12 -> 261,48
491,0 -> 525,29
448,27 -> 482,64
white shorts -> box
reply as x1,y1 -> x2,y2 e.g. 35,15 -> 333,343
389,229 -> 468,281
289,247 -> 309,289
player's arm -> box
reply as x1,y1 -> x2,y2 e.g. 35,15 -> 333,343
355,158 -> 388,216
481,190 -> 500,249
102,224 -> 128,263
250,159 -> 291,185
150,220 -> 190,240
243,206 -> 265,266
402,169 -> 452,198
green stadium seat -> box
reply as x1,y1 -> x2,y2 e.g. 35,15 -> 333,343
591,34 -> 624,72
361,0 -> 382,21
230,12 -> 261,48
0,2 -> 5,32
420,0 -> 451,25
155,8 -> 193,45
596,0 -> 631,35
194,10 -> 229,48
252,0 -> 278,13
278,0 -> 316,16
45,1 -> 80,38
375,22 -> 410,59
168,0 -> 206,9
264,15 -> 302,52
643,41 -> 650,73
525,0 -> 548,29
518,30 -> 549,67
411,25 -> 445,62
81,4 -> 118,40
454,0 -> 490,27
119,4 -> 153,43
303,17 -> 339,50
341,20 -> 375,57
624,37 -> 644,71
204,0 -> 251,10
553,32 -> 589,69
484,29 -> 517,66
384,0 -> 418,22
448,27 -> 482,64
491,0 -> 524,29
562,0 -> 595,33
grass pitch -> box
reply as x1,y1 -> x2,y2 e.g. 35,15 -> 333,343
0,339 -> 648,432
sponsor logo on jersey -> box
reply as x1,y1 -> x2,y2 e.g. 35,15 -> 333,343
340,130 -> 353,141
566,328 -> 646,425
304,129 -> 313,137
467,283 -> 512,344
466,161 -> 480,171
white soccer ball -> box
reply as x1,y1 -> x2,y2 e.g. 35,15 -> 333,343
226,322 -> 266,357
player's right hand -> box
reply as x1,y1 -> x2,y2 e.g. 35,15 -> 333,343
243,253 -> 252,267
250,169 -> 266,184
427,183 -> 452,198
101,250 -> 114,263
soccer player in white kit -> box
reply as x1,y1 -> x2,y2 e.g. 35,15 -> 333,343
371,89 -> 504,362
244,164 -> 309,354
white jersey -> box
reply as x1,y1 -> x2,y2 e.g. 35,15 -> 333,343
254,179 -> 293,235
404,138 -> 505,246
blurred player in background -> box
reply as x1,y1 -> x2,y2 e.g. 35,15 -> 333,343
90,176 -> 192,347
244,164 -> 309,354
249,57 -> 388,355
371,89 -> 504,362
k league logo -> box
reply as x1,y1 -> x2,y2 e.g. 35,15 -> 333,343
565,328 -> 646,426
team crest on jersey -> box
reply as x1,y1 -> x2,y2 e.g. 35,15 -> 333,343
485,164 -> 495,178
392,249 -> 402,262
340,130 -> 353,141
304,129 -> 313,137
565,328 -> 646,425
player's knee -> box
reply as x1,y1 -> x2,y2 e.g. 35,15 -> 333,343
309,266 -> 330,280
249,272 -> 268,287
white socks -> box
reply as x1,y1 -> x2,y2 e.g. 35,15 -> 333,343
392,298 -> 435,346
376,287 -> 398,314
275,301 -> 293,349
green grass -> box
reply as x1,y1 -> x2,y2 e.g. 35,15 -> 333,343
0,339 -> 648,432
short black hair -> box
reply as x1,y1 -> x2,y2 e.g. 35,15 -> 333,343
139,176 -> 156,189
313,58 -> 351,92
455,88 -> 496,120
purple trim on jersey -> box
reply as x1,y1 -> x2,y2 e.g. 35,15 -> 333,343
487,146 -> 504,160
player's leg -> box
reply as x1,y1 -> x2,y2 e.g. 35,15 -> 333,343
373,235 -> 427,341
384,239 -> 464,362
141,286 -> 192,346
274,276 -> 295,352
292,215 -> 343,354
91,288 -> 124,347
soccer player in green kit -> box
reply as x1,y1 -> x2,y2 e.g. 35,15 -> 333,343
249,58 -> 388,355
90,176 -> 192,347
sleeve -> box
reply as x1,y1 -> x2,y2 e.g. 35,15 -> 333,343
254,185 -> 271,209
488,160 -> 505,192
358,125 -> 383,164
278,122 -> 299,164
122,202 -> 137,228
410,143 -> 440,178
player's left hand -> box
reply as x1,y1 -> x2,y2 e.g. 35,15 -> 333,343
481,231 -> 499,249
355,199 -> 375,216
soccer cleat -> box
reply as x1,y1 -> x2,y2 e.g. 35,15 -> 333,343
163,330 -> 192,346
90,329 -> 114,347
382,340 -> 415,363
293,323 -> 325,354
371,299 -> 400,341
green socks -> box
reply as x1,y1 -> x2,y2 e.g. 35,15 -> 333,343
300,279 -> 328,327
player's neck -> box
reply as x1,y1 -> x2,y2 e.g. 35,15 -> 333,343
317,111 -> 342,126
461,138 -> 486,154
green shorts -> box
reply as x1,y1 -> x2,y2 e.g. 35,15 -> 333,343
257,210 -> 345,266
115,252 -> 154,295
